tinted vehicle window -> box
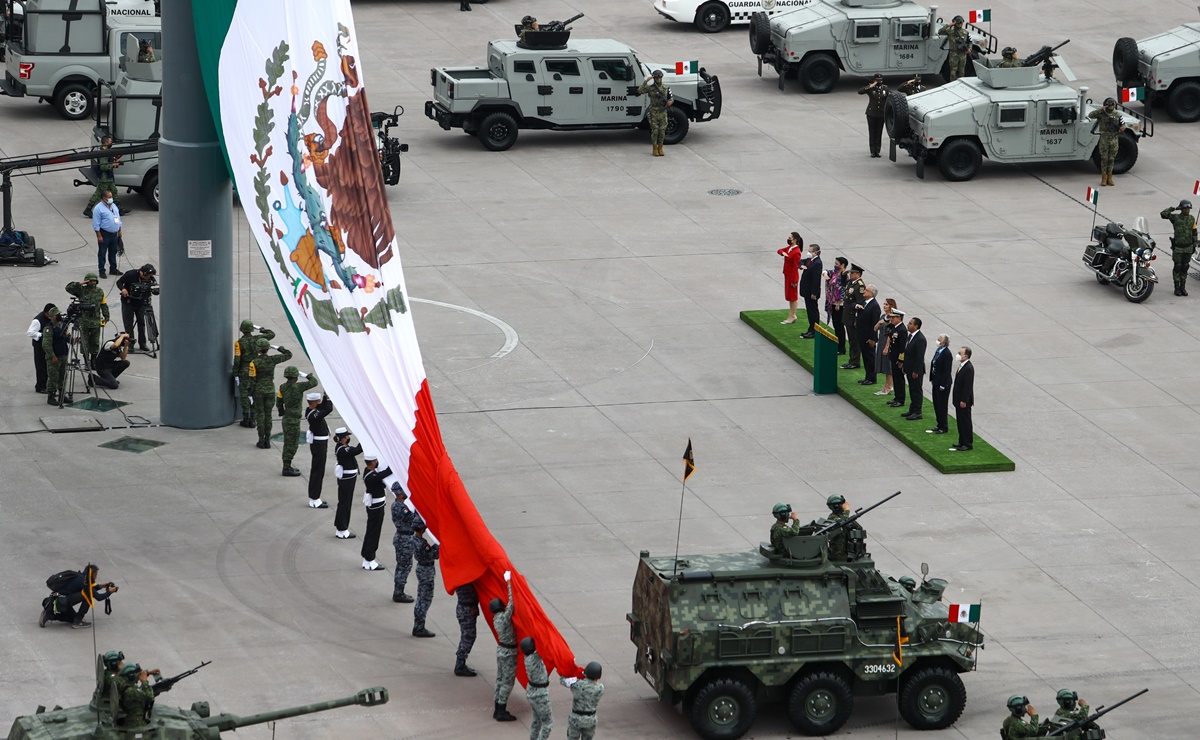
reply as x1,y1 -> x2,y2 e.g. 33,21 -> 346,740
514,60 -> 535,74
545,59 -> 580,76
591,59 -> 633,81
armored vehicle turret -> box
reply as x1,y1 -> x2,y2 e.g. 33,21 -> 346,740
628,508 -> 983,739
3,654 -> 389,739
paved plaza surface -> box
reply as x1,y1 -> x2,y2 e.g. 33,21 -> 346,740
3,0 -> 1200,737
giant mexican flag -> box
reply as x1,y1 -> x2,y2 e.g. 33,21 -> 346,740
206,0 -> 578,680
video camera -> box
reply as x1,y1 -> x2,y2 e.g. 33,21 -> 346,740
127,277 -> 159,302
64,299 -> 95,323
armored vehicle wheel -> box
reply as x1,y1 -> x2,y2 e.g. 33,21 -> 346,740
1124,275 -> 1154,303
54,83 -> 93,121
143,173 -> 160,211
749,12 -> 771,55
898,666 -> 966,730
664,107 -> 690,145
1166,81 -> 1200,123
689,678 -> 757,740
1112,37 -> 1139,84
34,247 -> 46,267
1096,274 -> 1110,285
786,671 -> 853,736
798,53 -> 839,94
696,2 -> 731,33
1094,131 -> 1138,175
478,111 -> 519,151
884,92 -> 910,139
936,139 -> 982,182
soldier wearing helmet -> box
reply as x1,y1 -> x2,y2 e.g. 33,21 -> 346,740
897,74 -> 924,95
1049,689 -> 1091,740
521,636 -> 553,740
116,662 -> 157,727
276,365 -> 318,478
938,15 -> 971,80
822,494 -> 859,561
1088,97 -> 1126,187
1162,198 -> 1197,296
248,337 -> 292,448
998,47 -> 1021,68
233,320 -> 275,427
490,570 -> 518,722
770,503 -> 801,554
897,576 -> 917,593
635,69 -> 673,157
1001,695 -> 1039,738
518,16 -> 539,43
560,660 -> 605,739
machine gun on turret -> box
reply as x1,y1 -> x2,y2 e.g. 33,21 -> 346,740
815,490 -> 901,561
1045,688 -> 1147,738
541,12 -> 583,32
815,491 -> 902,536
151,660 -> 211,696
1022,39 -> 1069,79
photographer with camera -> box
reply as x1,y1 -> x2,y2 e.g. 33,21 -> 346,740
38,563 -> 118,629
92,333 -> 131,390
40,306 -> 72,406
65,272 -> 110,369
117,264 -> 158,351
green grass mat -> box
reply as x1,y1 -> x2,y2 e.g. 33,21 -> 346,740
741,310 -> 1015,475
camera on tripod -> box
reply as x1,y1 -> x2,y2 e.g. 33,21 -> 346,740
127,278 -> 159,303
64,299 -> 94,323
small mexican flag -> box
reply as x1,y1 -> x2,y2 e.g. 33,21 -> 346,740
968,9 -> 990,23
1086,186 -> 1099,205
1192,179 -> 1199,196
674,60 -> 699,75
1120,87 -> 1146,103
948,603 -> 981,623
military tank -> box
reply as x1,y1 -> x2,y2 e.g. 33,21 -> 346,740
4,654 -> 389,739
627,503 -> 983,739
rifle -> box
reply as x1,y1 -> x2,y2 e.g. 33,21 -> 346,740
1021,40 -> 1069,70
815,491 -> 902,536
152,660 -> 212,696
542,13 -> 584,32
1045,689 -> 1148,737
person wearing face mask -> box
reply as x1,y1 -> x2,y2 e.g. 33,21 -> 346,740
91,190 -> 123,279
797,244 -> 823,339
1088,97 -> 1125,187
950,346 -> 974,451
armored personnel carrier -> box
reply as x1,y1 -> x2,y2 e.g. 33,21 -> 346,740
3,653 -> 389,739
1113,12 -> 1200,122
628,514 -> 983,739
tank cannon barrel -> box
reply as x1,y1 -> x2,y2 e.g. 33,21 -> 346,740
202,687 -> 388,733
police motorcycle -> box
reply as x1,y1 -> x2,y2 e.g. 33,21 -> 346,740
1082,216 -> 1158,302
370,105 -> 408,186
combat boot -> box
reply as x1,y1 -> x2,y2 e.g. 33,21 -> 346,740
494,702 -> 517,722
1182,275 -> 1190,296
651,144 -> 657,157
282,466 -> 301,477
412,625 -> 436,638
392,591 -> 414,603
454,659 -> 477,677
1107,172 -> 1116,186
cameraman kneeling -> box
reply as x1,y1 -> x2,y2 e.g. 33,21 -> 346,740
117,263 -> 157,352
92,333 -> 131,390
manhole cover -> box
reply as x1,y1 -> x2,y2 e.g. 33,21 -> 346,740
708,188 -> 743,196
40,415 -> 104,433
99,437 -> 167,454
69,397 -> 130,412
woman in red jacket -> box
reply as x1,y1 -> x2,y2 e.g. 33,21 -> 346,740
777,232 -> 804,324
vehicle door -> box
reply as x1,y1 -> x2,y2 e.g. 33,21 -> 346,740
845,19 -> 883,74
988,101 -> 1035,160
589,56 -> 636,124
888,18 -> 927,71
507,56 -> 545,119
1037,100 -> 1076,157
541,57 -> 586,123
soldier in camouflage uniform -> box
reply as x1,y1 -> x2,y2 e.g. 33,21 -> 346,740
938,16 -> 971,81
42,307 -> 71,406
842,265 -> 865,369
1001,695 -> 1040,739
1161,200 -> 1197,296
560,661 -> 604,740
521,636 -> 553,740
1088,97 -> 1125,187
65,272 -> 110,369
276,367 -> 318,477
822,494 -> 853,561
998,47 -> 1021,68
518,15 -> 538,43
391,483 -> 421,602
491,572 -> 518,722
1050,689 -> 1091,740
233,321 -> 273,427
117,663 -> 156,727
454,583 -> 479,676
636,69 -> 673,157
770,503 -> 802,553
248,338 -> 292,448
411,520 -> 438,638
84,135 -> 124,216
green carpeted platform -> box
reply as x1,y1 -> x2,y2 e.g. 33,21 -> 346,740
741,310 -> 1015,475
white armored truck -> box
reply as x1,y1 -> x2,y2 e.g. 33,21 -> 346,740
653,0 -> 814,34
1113,13 -> 1200,122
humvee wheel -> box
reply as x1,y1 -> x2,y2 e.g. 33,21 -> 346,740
1112,37 -> 1139,84
936,139 -> 982,181
1110,132 -> 1140,174
1166,81 -> 1200,123
664,107 -> 690,145
787,671 -> 853,736
898,666 -> 966,730
798,53 -> 839,94
696,2 -> 731,33
884,92 -> 910,139
749,12 -> 771,55
690,678 -> 757,740
478,111 -> 519,151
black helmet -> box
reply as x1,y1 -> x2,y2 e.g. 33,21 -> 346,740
952,14 -> 964,23
584,661 -> 602,680
1002,46 -> 1016,58
489,597 -> 505,614
1056,689 -> 1077,710
413,520 -> 427,533
522,15 -> 536,25
1103,97 -> 1116,107
1180,200 -> 1193,210
520,636 -> 536,655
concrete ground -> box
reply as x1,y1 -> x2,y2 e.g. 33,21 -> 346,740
2,0 -> 1199,737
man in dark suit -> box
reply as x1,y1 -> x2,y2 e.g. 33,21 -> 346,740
950,346 -> 974,451
798,244 -> 823,338
927,334 -> 952,434
886,310 -> 908,408
902,317 -> 927,420
856,285 -> 881,385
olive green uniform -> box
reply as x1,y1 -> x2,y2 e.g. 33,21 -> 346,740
998,58 -> 1021,68
1051,705 -> 1090,740
233,327 -> 273,424
638,79 -> 672,148
1001,713 -> 1040,739
823,509 -> 851,561
249,347 -> 292,446
41,318 -> 70,401
278,375 -> 318,468
65,280 -> 110,367
1088,107 -> 1123,183
86,146 -> 122,211
1161,207 -> 1197,295
938,24 -> 970,81
118,677 -> 155,727
770,518 -> 801,553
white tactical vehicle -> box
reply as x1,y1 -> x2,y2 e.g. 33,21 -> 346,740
748,0 -> 996,93
1113,14 -> 1200,122
887,55 -> 1153,181
425,28 -> 721,151
653,0 -> 813,34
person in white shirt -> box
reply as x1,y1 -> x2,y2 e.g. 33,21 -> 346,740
26,303 -> 57,394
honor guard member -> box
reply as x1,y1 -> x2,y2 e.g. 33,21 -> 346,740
858,74 -> 889,158
411,520 -> 438,637
1088,98 -> 1125,187
560,662 -> 604,740
454,583 -> 479,676
938,15 -> 971,81
1001,696 -> 1040,739
65,273 -> 110,369
998,47 -> 1021,68
276,367 -> 317,478
41,307 -> 71,406
304,390 -> 334,506
770,503 -> 802,554
1161,200 -> 1197,296
841,265 -> 865,369
522,636 -> 554,740
391,482 -> 421,600
635,69 -> 673,157
1050,689 -> 1091,740
361,455 -> 391,571
491,571 -> 518,722
518,15 -> 538,43
333,428 -> 361,538
897,74 -> 925,95
233,321 -> 274,427
117,663 -> 156,727
248,338 -> 292,448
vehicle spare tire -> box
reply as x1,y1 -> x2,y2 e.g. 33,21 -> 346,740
884,91 -> 910,139
1112,37 -> 1139,83
749,12 -> 771,56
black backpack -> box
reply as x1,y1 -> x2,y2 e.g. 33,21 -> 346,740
46,570 -> 79,593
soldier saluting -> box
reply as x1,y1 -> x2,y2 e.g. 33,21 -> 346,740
858,73 -> 889,158
636,69 -> 673,158
1089,97 -> 1125,187
1162,199 -> 1196,296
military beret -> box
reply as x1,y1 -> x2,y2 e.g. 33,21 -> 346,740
364,454 -> 378,462
306,392 -> 321,401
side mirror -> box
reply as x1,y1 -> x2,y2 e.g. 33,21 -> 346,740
920,562 -> 929,577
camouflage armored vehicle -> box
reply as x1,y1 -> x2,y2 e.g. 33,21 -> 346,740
887,52 -> 1153,181
628,506 -> 983,739
748,0 -> 997,93
3,653 -> 389,739
1113,12 -> 1200,122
